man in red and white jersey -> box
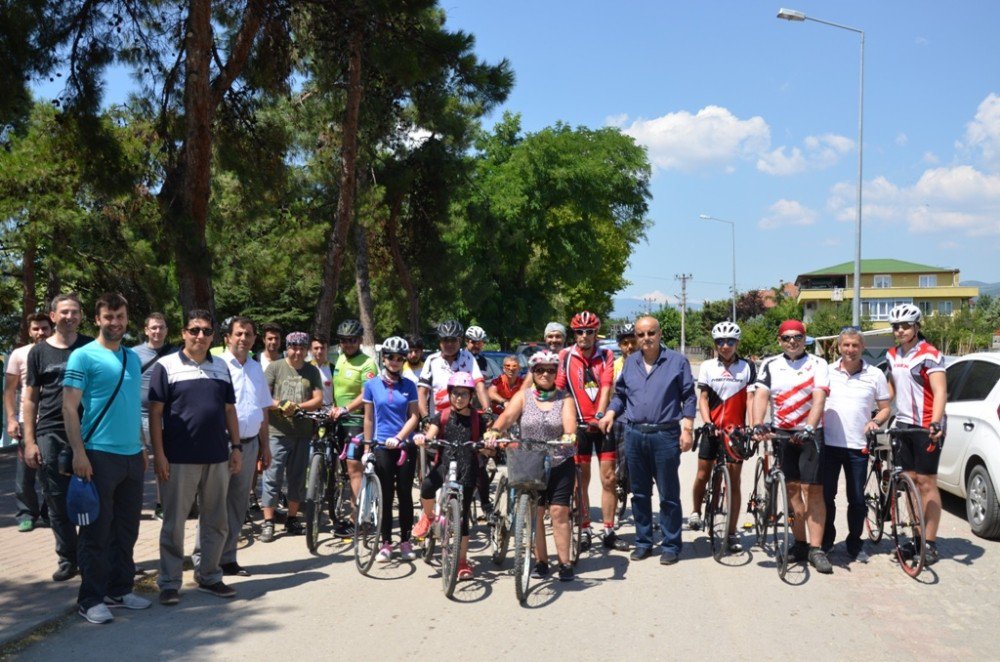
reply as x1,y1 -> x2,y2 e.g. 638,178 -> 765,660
885,304 -> 947,565
555,311 -> 625,551
417,320 -> 489,417
752,319 -> 832,574
689,322 -> 756,554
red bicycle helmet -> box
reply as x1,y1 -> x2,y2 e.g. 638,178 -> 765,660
570,311 -> 600,330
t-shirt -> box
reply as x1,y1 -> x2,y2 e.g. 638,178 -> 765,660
266,359 -> 323,438
697,357 -> 757,428
887,339 -> 946,428
430,409 -> 490,488
363,374 -> 418,442
489,374 -> 523,415
824,359 -> 890,450
63,342 -> 142,455
418,350 -> 484,412
132,342 -> 177,418
26,335 -> 94,435
148,350 -> 236,464
312,360 -> 334,406
6,343 -> 33,423
333,352 -> 378,424
756,352 -> 831,430
555,345 -> 614,424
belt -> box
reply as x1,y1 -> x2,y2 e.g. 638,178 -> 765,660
627,422 -> 680,433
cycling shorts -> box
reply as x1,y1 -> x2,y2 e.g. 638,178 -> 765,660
697,432 -> 740,463
540,460 -> 575,507
338,422 -> 365,462
893,423 -> 941,476
776,428 -> 824,485
575,427 -> 615,463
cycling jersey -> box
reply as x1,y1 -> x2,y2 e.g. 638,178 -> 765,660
756,353 -> 830,430
887,339 -> 945,427
333,351 -> 378,425
697,357 -> 756,428
613,355 -> 624,381
417,349 -> 484,412
555,345 -> 614,424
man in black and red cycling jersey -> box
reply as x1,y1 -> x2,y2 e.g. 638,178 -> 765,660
556,311 -> 627,551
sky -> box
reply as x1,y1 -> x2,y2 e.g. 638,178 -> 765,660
438,0 -> 1000,307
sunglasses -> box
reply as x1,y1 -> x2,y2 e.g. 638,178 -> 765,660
891,322 -> 914,331
440,337 -> 460,343
384,353 -> 405,362
715,339 -> 737,347
636,331 -> 658,339
185,327 -> 213,336
574,329 -> 596,336
779,334 -> 804,342
339,336 -> 360,343
532,367 -> 557,375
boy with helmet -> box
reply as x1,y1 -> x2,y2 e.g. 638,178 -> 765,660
689,321 -> 756,554
613,323 -> 637,380
465,325 -> 489,373
885,303 -> 947,565
417,320 -> 489,416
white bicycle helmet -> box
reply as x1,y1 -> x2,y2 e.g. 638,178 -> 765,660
465,325 -> 487,342
529,350 -> 560,368
711,321 -> 742,340
380,336 -> 409,357
888,304 -> 922,324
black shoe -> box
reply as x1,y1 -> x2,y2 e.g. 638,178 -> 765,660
925,541 -> 940,566
558,563 -> 575,582
580,528 -> 592,552
481,500 -> 494,518
221,562 -> 251,577
279,492 -> 288,508
154,503 -> 163,520
602,530 -> 629,551
159,589 -> 180,606
260,520 -> 275,543
333,521 -> 355,538
659,551 -> 679,565
630,547 -> 652,561
284,517 -> 304,536
37,518 -> 51,529
808,548 -> 833,574
791,541 -> 809,563
53,564 -> 78,582
531,561 -> 550,579
899,538 -> 920,560
197,581 -> 236,599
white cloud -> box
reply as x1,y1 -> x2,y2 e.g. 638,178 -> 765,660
637,290 -> 676,305
958,93 -> 1000,170
615,106 -> 770,172
605,113 -> 628,128
921,151 -> 940,165
758,199 -> 819,230
896,133 -> 909,146
757,133 -> 854,175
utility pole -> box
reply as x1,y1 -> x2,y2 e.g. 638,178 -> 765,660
675,273 -> 692,354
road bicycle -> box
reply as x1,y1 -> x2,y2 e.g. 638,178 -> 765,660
863,428 -> 928,577
297,409 -> 353,554
487,453 -> 513,565
354,443 -> 387,576
746,427 -> 793,579
697,424 -> 753,561
612,420 -> 630,527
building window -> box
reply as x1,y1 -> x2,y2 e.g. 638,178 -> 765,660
939,300 -> 953,316
861,298 -> 914,321
919,274 -> 938,288
873,274 -> 891,288
918,301 -> 933,316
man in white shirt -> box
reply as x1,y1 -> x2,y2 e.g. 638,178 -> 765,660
821,328 -> 891,563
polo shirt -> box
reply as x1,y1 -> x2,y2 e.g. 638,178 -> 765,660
824,358 -> 890,450
221,350 -> 273,439
148,350 -> 236,464
362,373 -> 418,442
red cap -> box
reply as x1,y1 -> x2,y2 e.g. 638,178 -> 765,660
778,320 -> 806,336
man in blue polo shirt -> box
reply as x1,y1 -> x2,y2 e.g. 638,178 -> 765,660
63,292 -> 148,624
599,316 -> 695,565
149,309 -> 242,606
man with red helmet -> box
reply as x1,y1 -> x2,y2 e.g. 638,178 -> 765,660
556,311 -> 626,551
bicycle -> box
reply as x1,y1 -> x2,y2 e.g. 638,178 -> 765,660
746,426 -> 793,579
296,409 -> 353,554
612,420 -> 630,527
488,452 -> 513,566
863,428 -> 927,577
354,443 -> 385,576
697,424 -> 753,561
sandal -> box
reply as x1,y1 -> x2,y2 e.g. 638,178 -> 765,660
457,561 -> 474,581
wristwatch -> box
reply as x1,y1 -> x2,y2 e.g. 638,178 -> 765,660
803,424 -> 815,434
595,411 -> 605,420
230,444 -> 244,453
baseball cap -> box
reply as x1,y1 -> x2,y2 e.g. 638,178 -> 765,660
67,476 -> 100,526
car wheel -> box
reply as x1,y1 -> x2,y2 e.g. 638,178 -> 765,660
966,464 -> 1000,540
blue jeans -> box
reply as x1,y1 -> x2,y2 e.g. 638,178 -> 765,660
821,445 -> 868,555
625,426 -> 682,554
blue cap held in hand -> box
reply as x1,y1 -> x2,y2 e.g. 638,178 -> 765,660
67,475 -> 100,526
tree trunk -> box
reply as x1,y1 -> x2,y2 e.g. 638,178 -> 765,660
313,24 -> 363,340
20,239 -> 37,344
384,197 -> 420,335
354,223 -> 376,347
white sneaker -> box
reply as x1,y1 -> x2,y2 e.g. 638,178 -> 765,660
854,550 -> 870,564
687,512 -> 702,531
104,593 -> 152,610
399,541 -> 417,561
79,603 -> 114,624
376,543 -> 393,563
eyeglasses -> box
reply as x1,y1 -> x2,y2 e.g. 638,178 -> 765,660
715,339 -> 737,347
532,367 -> 557,375
185,327 -> 213,336
440,337 -> 460,343
450,389 -> 472,398
779,334 -> 804,342
574,329 -> 596,336
339,336 -> 360,344
384,354 -> 405,362
635,331 -> 658,339
891,322 -> 913,331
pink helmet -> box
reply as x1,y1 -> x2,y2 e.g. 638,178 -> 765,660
447,371 -> 476,391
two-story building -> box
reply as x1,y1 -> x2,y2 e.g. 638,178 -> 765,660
795,259 -> 979,329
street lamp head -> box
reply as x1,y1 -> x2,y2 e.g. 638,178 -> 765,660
698,214 -> 711,220
777,8 -> 806,21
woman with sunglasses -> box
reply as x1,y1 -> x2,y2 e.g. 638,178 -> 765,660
884,304 -> 947,565
486,351 -> 578,581
362,336 -> 421,562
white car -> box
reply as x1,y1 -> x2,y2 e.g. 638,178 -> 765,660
938,352 -> 1000,539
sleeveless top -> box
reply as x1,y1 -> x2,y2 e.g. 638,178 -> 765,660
520,389 -> 575,467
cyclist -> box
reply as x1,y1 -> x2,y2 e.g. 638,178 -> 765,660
413,372 -> 492,581
613,323 -> 636,380
751,320 -> 832,574
329,319 -> 378,536
884,303 -> 947,565
465,324 -> 494,513
402,334 -> 425,384
544,322 -> 567,353
362,336 -> 421,563
417,320 -> 489,416
486,351 -> 578,581
466,325 -> 489,373
556,311 -> 627,552
488,355 -> 524,414
689,321 -> 756,554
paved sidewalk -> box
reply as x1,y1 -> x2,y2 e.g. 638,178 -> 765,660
0,448 -> 195,646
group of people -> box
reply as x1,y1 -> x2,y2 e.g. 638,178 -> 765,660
6,292 -> 946,623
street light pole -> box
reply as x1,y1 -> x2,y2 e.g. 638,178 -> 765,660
699,214 -> 737,322
777,8 -> 864,327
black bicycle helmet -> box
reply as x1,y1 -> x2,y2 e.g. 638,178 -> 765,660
336,319 -> 364,338
436,319 -> 464,339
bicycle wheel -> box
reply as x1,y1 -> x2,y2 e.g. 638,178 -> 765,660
304,453 -> 326,554
751,457 -> 769,547
769,471 -> 790,579
328,459 -> 353,526
354,474 -> 382,575
708,463 -> 733,561
863,458 -> 886,544
569,473 -> 584,565
513,492 -> 534,604
490,476 -> 511,565
891,473 -> 926,578
615,456 -> 629,526
441,496 -> 462,598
